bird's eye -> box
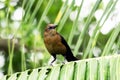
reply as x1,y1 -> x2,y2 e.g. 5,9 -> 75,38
48,27 -> 53,29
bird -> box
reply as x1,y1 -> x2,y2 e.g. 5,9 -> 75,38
44,24 -> 78,64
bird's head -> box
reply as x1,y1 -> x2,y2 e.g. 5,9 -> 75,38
45,24 -> 57,30
44,24 -> 58,35
45,24 -> 57,32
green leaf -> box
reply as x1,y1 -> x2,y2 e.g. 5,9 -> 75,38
0,75 -> 7,80
59,62 -> 75,80
110,56 -> 117,80
46,65 -> 61,80
28,69 -> 39,80
37,67 -> 50,80
8,73 -> 17,80
18,71 -> 28,80
74,0 -> 101,55
116,56 -> 120,80
74,61 -> 86,80
99,57 -> 110,80
88,59 -> 98,80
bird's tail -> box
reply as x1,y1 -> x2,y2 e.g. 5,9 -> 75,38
65,51 -> 78,62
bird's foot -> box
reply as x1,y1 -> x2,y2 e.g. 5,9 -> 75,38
50,63 -> 54,66
62,61 -> 65,64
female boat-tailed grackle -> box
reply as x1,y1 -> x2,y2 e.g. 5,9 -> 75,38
44,24 -> 78,64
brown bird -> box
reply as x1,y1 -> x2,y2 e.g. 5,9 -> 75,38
44,24 -> 78,64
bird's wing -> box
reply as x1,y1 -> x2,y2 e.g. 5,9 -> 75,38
59,34 -> 72,52
59,34 -> 78,61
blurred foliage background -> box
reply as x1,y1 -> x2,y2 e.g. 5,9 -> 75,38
0,0 -> 120,78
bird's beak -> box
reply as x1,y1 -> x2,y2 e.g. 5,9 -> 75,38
53,24 -> 57,28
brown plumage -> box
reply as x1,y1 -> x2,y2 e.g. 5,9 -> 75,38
44,24 -> 78,64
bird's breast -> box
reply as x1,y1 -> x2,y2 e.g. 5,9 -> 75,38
44,34 -> 67,55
